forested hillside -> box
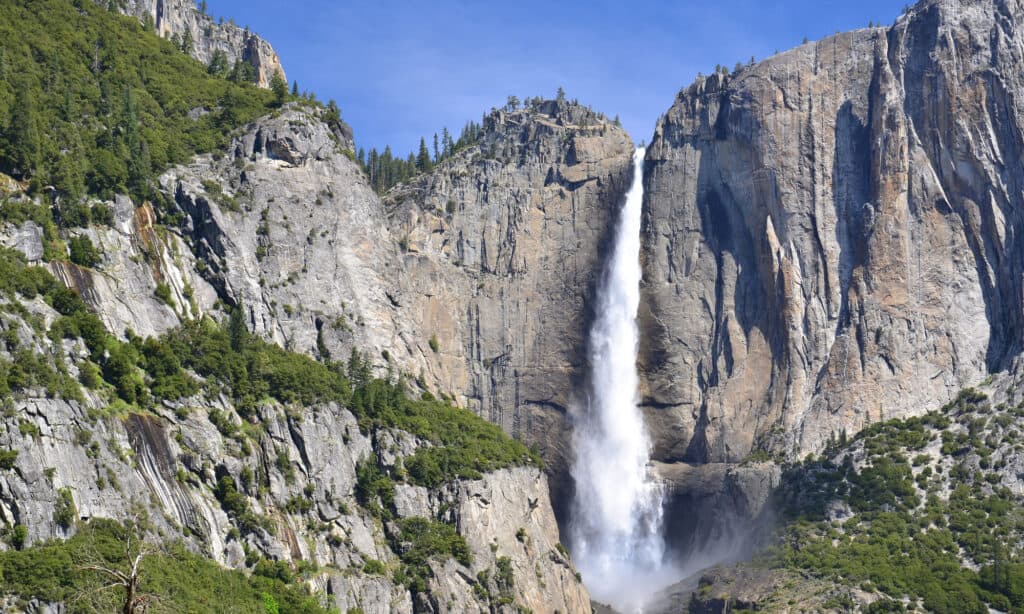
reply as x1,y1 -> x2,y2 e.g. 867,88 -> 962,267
0,0 -> 284,205
0,2 -> 586,612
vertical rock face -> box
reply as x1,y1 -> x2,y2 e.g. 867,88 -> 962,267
161,101 -> 634,498
641,0 -> 1024,465
50,195 -> 218,340
164,106 -> 404,365
385,100 -> 634,487
113,0 -> 285,87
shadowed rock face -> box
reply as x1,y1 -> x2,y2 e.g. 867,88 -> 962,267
640,0 -> 1023,469
384,100 -> 634,496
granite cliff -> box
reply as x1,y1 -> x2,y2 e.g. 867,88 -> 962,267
384,100 -> 634,499
0,96 -> 610,609
113,0 -> 285,87
6,0 -> 1024,610
639,0 -> 1024,543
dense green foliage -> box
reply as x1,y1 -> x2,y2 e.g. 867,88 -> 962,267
391,517 -> 472,593
767,389 -> 1024,613
0,519 -> 329,613
67,236 -> 100,267
0,0 -> 276,202
162,315 -> 350,412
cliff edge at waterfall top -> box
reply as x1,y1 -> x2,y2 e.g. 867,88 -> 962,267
4,1 -> 1024,613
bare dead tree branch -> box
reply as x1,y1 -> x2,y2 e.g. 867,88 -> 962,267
72,517 -> 163,614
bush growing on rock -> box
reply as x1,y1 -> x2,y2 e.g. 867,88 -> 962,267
67,236 -> 100,268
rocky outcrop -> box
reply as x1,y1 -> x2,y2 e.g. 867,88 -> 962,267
654,461 -> 779,556
162,101 -> 634,506
164,105 -> 405,366
113,0 -> 285,87
53,195 -> 216,339
0,389 -> 587,611
385,100 -> 634,494
640,0 -> 1022,469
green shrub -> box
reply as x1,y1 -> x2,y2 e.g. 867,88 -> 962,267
10,524 -> 27,550
214,472 -> 270,536
354,459 -> 394,518
0,519 -> 328,612
0,449 -> 17,469
362,559 -> 386,575
154,282 -> 174,307
53,487 -> 75,529
285,495 -> 313,515
495,556 -> 515,603
78,360 -> 102,389
262,592 -> 280,614
393,517 -> 472,593
68,236 -> 100,268
18,420 -> 40,439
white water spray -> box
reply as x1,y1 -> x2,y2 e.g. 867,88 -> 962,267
570,148 -> 674,612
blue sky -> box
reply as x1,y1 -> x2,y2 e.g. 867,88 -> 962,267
206,1 -> 904,156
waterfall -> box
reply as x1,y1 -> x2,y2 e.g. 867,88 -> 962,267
570,147 -> 673,612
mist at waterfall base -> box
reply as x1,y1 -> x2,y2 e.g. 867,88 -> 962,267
569,148 -> 679,612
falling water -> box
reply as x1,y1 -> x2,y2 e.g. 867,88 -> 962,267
570,148 -> 673,612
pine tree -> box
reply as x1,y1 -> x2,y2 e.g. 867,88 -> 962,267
291,80 -> 299,97
382,146 -> 393,189
270,71 -> 288,106
441,127 -> 452,159
556,87 -> 566,102
207,50 -> 228,77
229,307 -> 248,352
121,86 -> 151,196
10,79 -> 42,182
416,137 -> 431,172
181,30 -> 194,54
406,152 -> 416,178
347,348 -> 370,388
53,126 -> 86,201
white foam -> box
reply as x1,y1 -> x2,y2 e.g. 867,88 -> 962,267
570,148 -> 675,613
